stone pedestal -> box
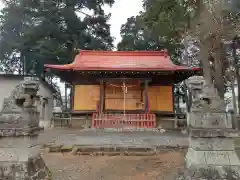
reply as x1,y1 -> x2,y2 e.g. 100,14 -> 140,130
177,129 -> 240,179
177,76 -> 240,180
0,137 -> 51,180
0,77 -> 51,180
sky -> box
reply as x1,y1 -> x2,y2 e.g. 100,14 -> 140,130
106,0 -> 143,46
0,0 -> 143,95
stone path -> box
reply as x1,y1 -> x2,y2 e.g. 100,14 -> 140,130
39,128 -> 189,151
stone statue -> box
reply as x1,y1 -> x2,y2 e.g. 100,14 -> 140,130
187,76 -> 225,111
187,76 -> 231,129
0,77 -> 51,179
177,76 -> 240,180
2,77 -> 39,110
187,76 -> 205,109
0,77 -> 42,136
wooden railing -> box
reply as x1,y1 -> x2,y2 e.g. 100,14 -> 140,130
92,113 -> 156,129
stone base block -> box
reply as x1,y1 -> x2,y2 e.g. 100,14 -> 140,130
0,155 -> 51,180
0,126 -> 42,137
176,145 -> 240,179
0,137 -> 51,179
177,165 -> 240,180
186,148 -> 240,166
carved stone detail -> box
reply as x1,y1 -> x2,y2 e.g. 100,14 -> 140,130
0,77 -> 41,136
187,76 -> 225,112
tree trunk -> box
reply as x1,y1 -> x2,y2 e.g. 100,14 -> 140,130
237,70 -> 240,114
198,42 -> 213,86
186,87 -> 191,112
213,46 -> 225,99
192,0 -> 225,92
182,37 -> 190,112
20,51 -> 25,76
231,77 -> 238,129
232,37 -> 240,114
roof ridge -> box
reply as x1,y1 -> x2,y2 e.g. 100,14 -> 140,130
44,50 -> 201,72
78,50 -> 168,57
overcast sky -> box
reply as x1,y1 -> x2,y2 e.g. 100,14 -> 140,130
106,0 -> 143,46
0,0 -> 143,46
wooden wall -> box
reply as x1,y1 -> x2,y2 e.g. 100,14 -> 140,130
148,86 -> 173,112
73,85 -> 100,111
73,84 -> 173,112
105,85 -> 144,110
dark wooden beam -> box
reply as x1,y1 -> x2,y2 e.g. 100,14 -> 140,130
64,82 -> 68,111
96,77 -> 152,82
67,71 -> 199,85
71,85 -> 75,111
70,85 -> 74,111
99,80 -> 104,113
144,80 -> 149,113
47,69 -> 199,85
103,82 -> 106,111
172,84 -> 175,113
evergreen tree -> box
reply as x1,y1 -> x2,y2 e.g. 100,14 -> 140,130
0,0 -> 114,75
117,15 -> 183,64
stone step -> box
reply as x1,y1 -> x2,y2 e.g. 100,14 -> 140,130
80,128 -> 164,132
42,144 -> 186,156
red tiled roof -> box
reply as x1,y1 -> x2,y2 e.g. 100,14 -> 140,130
44,50 -> 200,71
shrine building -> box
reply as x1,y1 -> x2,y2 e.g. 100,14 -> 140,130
44,50 -> 200,129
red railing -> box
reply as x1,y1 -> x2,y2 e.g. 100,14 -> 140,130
92,113 -> 156,129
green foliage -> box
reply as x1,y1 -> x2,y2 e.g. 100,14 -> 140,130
0,0 -> 114,76
117,0 -> 192,64
142,0 -> 190,41
118,16 -> 182,64
118,15 -> 162,51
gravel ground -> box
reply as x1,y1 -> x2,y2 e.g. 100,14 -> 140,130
43,150 -> 185,180
39,128 -> 240,179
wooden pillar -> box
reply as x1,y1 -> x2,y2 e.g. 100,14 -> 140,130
71,85 -> 75,112
100,80 -> 105,113
144,80 -> 149,113
70,85 -> 73,111
65,82 -> 68,111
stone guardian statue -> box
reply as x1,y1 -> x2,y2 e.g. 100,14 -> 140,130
0,77 -> 51,179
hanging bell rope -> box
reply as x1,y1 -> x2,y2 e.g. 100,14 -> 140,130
123,81 -> 126,117
107,80 -> 141,118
